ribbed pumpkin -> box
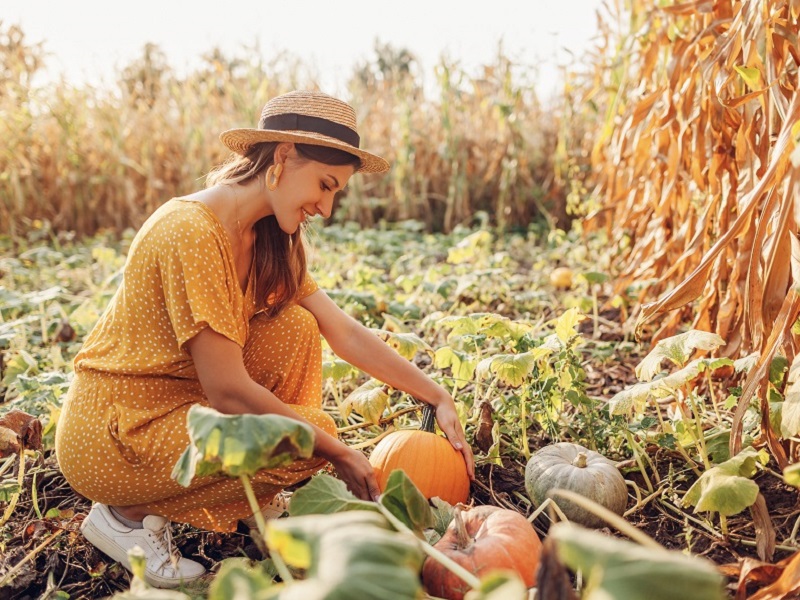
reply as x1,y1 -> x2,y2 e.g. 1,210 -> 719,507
525,442 -> 627,528
422,505 -> 542,600
368,405 -> 470,504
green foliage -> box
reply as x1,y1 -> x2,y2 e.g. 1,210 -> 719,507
266,511 -> 425,599
379,469 -> 434,534
171,405 -> 315,486
208,558 -> 276,600
635,330 -> 726,381
682,447 -> 766,517
550,523 -> 726,600
289,473 -> 378,516
341,379 -> 391,425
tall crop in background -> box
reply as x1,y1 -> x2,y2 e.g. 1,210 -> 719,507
0,25 -> 576,235
585,0 -> 800,460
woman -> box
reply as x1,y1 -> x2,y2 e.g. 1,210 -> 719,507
55,90 -> 474,588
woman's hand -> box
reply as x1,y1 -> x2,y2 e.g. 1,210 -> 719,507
327,445 -> 382,502
433,397 -> 476,481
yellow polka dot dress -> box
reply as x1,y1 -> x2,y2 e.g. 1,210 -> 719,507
55,199 -> 336,532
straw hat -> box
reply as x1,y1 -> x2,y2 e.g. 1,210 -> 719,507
219,90 -> 389,174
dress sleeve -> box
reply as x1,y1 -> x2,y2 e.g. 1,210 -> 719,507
297,272 -> 320,301
156,214 -> 244,349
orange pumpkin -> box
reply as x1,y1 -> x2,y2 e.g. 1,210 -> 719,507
422,505 -> 542,600
368,405 -> 470,505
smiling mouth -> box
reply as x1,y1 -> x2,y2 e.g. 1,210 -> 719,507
302,209 -> 315,219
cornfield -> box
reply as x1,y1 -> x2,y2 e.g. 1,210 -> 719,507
0,24 -> 583,236
586,0 -> 800,465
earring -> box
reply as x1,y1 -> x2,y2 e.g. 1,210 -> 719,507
266,163 -> 283,191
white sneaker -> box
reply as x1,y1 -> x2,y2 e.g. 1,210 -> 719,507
80,503 -> 206,589
241,491 -> 291,529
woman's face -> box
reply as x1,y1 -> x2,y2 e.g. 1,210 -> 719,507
273,150 -> 356,234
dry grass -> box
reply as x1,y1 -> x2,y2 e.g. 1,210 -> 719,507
0,24 -> 597,235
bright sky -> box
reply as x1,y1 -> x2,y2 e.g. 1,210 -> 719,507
4,1 -> 610,98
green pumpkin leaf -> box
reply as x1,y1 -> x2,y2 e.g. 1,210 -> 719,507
266,511 -> 424,600
482,318 -> 532,342
636,330 -> 725,381
429,497 -> 454,537
682,448 -> 762,516
580,271 -> 610,285
609,359 -> 704,415
433,347 -> 477,389
341,379 -> 391,426
437,315 -> 480,338
322,359 -> 359,381
551,308 -> 586,344
770,355 -> 790,387
550,523 -> 726,600
380,469 -> 434,535
0,481 -> 21,502
475,348 -> 552,387
289,473 -> 378,516
171,405 -> 315,486
371,329 -> 433,360
207,558 -> 276,600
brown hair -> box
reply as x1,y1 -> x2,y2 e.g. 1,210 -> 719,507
206,142 -> 361,318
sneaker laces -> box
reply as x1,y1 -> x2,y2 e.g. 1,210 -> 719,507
147,521 -> 181,573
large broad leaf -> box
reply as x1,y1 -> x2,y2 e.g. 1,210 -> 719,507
475,347 -> 552,387
549,308 -> 587,344
380,469 -> 434,535
371,329 -> 433,360
171,405 -> 315,487
550,523 -> 726,600
636,330 -> 726,381
437,315 -> 480,338
429,497 -> 454,538
341,379 -> 391,426
208,558 -> 276,600
434,347 -> 477,389
682,448 -> 763,516
608,359 -> 704,415
289,473 -> 378,516
322,359 -> 359,382
266,511 -> 425,600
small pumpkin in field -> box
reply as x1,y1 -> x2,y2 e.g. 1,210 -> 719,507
549,267 -> 574,290
525,442 -> 627,528
422,505 -> 541,600
369,405 -> 470,505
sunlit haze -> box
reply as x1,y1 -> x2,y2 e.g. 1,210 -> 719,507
4,1 -> 609,98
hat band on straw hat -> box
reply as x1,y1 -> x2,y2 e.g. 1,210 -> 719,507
261,113 -> 360,148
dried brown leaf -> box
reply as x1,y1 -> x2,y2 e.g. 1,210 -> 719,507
0,410 -> 42,456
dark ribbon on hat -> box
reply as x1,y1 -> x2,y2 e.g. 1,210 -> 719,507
260,113 -> 360,148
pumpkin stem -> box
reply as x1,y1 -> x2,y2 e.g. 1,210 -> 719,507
572,452 -> 588,468
453,508 -> 472,550
420,404 -> 436,433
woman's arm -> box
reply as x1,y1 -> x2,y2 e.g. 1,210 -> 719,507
300,290 -> 475,479
185,327 -> 381,501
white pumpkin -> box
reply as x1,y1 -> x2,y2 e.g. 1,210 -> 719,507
525,442 -> 627,528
